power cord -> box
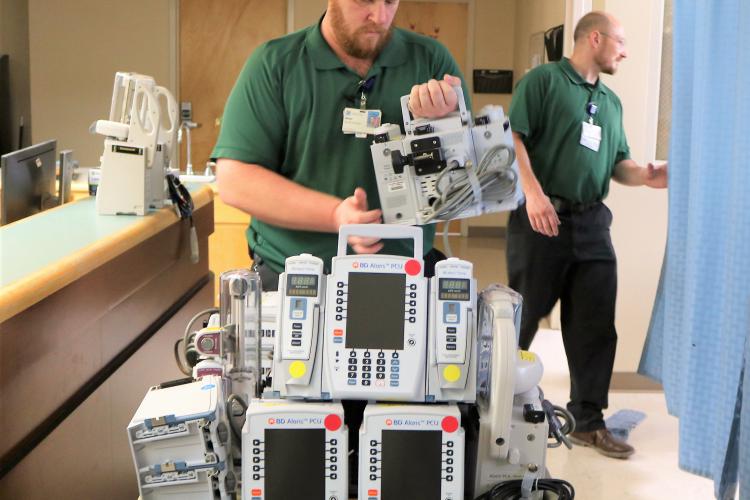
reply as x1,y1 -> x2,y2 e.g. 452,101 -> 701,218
476,478 -> 575,500
538,387 -> 576,449
425,143 -> 517,223
166,172 -> 199,263
226,393 -> 249,445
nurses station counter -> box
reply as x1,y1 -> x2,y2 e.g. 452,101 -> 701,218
0,186 -> 215,499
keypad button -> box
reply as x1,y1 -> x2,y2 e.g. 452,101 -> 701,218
364,351 -> 371,358
331,473 -> 338,480
446,441 -> 454,448
363,358 -> 372,365
293,323 -> 303,329
376,359 -> 385,365
330,456 -> 337,463
446,475 -> 453,482
348,365 -> 356,372
447,343 -> 456,350
348,379 -> 356,385
348,372 -> 357,378
331,439 -> 338,445
390,373 -> 399,380
370,440 -> 378,446
390,381 -> 399,387
446,336 -> 456,343
391,359 -> 400,365
291,339 -> 302,346
330,464 -> 337,471
370,466 -> 377,472
348,358 -> 357,365
363,365 -> 371,372
292,332 -> 302,339
392,352 -> 399,359
447,327 -> 457,334
349,351 -> 357,358
362,373 -> 371,379
376,366 -> 385,373
378,351 -> 385,358
376,373 -> 385,379
370,457 -> 377,463
362,380 -> 371,386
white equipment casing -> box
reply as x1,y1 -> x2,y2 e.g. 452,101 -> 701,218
370,87 -> 523,225
426,257 -> 477,402
474,285 -> 548,495
242,400 -> 348,500
127,376 -> 235,500
359,404 -> 464,500
271,254 -> 326,400
95,72 -> 177,215
323,225 -> 428,402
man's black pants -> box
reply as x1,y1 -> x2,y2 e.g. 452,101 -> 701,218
507,202 -> 618,432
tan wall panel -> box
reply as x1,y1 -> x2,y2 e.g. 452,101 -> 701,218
179,0 -> 286,173
28,0 -> 174,166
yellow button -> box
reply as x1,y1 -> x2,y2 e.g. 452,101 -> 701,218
443,364 -> 461,382
289,361 -> 306,379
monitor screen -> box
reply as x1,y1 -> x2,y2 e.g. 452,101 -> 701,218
346,272 -> 406,351
1,140 -> 57,225
264,428 -> 326,500
382,430 -> 443,500
439,278 -> 471,301
286,274 -> 319,297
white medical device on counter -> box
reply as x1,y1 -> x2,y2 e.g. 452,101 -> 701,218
93,71 -> 178,215
323,224 -> 429,401
242,400 -> 348,500
271,254 -> 326,399
426,257 -> 477,402
359,404 -> 465,500
370,87 -> 523,226
127,376 -> 236,500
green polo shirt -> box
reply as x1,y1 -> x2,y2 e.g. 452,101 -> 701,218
212,22 -> 468,273
509,58 -> 630,203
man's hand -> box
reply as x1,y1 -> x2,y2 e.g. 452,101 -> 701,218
644,161 -> 668,188
332,187 -> 384,254
408,74 -> 461,119
525,191 -> 561,237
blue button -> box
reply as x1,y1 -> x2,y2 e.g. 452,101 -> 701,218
334,337 -> 343,344
348,379 -> 357,385
391,366 -> 399,373
390,373 -> 399,380
390,381 -> 399,387
391,359 -> 399,366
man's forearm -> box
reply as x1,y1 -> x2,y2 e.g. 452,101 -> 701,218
612,159 -> 647,186
216,158 -> 341,232
512,133 -> 544,198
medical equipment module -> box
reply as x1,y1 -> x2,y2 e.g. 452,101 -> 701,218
359,404 -> 465,500
93,71 -> 178,215
426,257 -> 477,403
242,400 -> 348,500
322,225 -> 429,401
271,254 -> 326,399
127,376 -> 236,500
370,87 -> 523,225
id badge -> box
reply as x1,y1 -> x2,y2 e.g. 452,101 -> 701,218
580,121 -> 602,152
342,107 -> 382,137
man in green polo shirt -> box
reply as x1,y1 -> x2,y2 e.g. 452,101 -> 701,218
508,11 -> 667,459
212,0 -> 469,290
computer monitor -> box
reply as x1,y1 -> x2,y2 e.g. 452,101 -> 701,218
1,139 -> 58,225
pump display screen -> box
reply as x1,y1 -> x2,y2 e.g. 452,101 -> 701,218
439,278 -> 471,301
346,273 -> 406,350
382,430 -> 442,499
287,274 -> 319,297
264,428 -> 325,499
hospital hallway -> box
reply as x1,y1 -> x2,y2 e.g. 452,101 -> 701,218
435,234 -> 718,500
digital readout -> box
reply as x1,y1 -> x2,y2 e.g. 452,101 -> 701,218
286,274 -> 318,297
438,278 -> 470,301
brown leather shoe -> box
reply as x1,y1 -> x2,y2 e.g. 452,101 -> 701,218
569,428 -> 635,459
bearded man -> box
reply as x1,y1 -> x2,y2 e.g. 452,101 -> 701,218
213,0 -> 468,290
507,11 -> 668,459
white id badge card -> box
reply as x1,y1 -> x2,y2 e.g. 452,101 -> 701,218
580,121 -> 602,152
342,107 -> 382,137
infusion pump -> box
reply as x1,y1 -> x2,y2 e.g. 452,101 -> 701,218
270,225 -> 477,403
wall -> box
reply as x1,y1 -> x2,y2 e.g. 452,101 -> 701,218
0,0 -> 31,151
27,0 -> 176,166
513,0 -> 566,82
598,0 -> 666,371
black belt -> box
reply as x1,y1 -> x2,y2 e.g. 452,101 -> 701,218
549,196 -> 601,214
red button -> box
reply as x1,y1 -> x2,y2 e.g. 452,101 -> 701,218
324,413 -> 342,431
404,259 -> 422,276
251,488 -> 262,496
334,329 -> 343,337
441,416 -> 459,433
368,489 -> 379,496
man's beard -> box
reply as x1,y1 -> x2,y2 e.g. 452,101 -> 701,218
329,1 -> 393,59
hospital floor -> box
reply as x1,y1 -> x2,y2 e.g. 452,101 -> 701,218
435,235 -> 718,500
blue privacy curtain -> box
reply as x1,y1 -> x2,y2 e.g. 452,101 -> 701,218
639,1 -> 750,498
